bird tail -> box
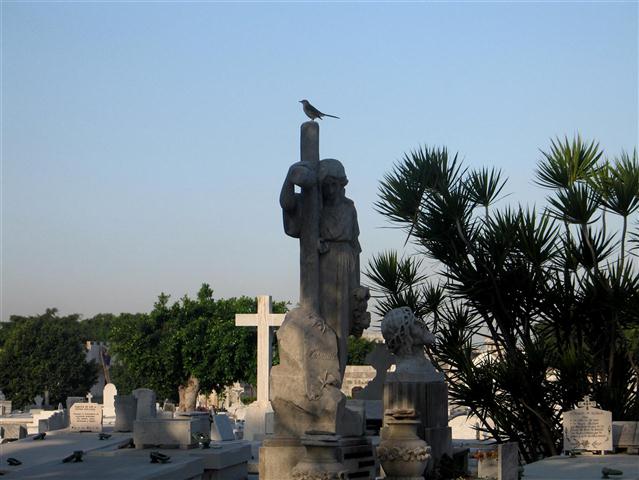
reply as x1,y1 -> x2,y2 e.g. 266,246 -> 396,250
324,114 -> 340,119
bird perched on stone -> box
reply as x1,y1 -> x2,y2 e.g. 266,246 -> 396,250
299,100 -> 339,120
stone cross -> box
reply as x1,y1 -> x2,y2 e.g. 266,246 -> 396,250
578,394 -> 598,410
235,295 -> 285,404
86,392 -> 93,403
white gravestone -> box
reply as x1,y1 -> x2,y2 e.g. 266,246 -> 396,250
235,295 -> 285,440
69,402 -> 103,432
103,383 -> 117,419
563,395 -> 612,452
34,394 -> 44,408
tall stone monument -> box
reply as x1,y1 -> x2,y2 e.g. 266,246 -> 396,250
381,307 -> 452,475
260,121 -> 372,480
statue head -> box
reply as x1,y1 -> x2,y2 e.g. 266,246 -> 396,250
381,307 -> 435,359
319,159 -> 347,203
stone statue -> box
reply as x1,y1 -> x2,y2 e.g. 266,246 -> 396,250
381,307 -> 441,380
280,157 -> 370,374
269,122 -> 366,440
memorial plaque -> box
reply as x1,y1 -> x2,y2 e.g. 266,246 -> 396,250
70,402 -> 103,432
563,396 -> 612,452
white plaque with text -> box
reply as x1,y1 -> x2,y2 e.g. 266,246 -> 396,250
70,403 -> 103,432
563,406 -> 612,451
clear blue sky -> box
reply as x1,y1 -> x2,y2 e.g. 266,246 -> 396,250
2,1 -> 637,321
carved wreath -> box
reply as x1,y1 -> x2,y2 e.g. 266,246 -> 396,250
291,470 -> 348,480
377,445 -> 431,462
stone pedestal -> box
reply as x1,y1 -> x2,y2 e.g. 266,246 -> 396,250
114,395 -> 137,432
383,374 -> 452,473
243,400 -> 274,440
292,433 -> 347,480
259,436 -> 306,480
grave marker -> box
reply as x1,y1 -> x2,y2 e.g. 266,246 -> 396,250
69,402 -> 103,432
563,395 -> 612,452
235,295 -> 285,404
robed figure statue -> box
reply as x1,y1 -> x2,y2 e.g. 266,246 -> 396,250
280,158 -> 370,376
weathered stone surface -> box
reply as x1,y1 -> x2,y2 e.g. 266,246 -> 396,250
66,396 -> 84,410
210,413 -> 235,441
498,442 -> 519,480
114,395 -> 137,432
69,402 -> 103,432
176,411 -> 210,437
133,418 -> 198,449
103,383 -> 117,419
260,436 -> 306,480
132,388 -> 156,420
613,421 -> 639,453
271,306 -> 359,437
1,423 -> 27,440
352,343 -> 394,400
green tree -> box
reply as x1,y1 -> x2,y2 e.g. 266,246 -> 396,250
347,336 -> 377,365
0,309 -> 98,409
369,138 -> 639,462
79,313 -> 116,342
108,284 -> 287,408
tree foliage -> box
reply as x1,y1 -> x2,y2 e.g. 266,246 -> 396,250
368,138 -> 639,462
347,336 -> 377,365
108,284 -> 288,402
0,309 -> 98,409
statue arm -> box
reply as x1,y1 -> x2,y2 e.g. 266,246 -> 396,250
280,162 -> 316,212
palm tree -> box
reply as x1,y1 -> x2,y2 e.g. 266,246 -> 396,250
368,136 -> 639,463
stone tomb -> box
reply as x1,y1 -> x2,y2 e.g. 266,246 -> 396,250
477,442 -> 519,480
69,402 -> 103,432
613,421 -> 639,454
563,395 -> 612,452
133,417 -> 201,449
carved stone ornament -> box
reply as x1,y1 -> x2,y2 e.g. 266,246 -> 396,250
376,445 -> 431,462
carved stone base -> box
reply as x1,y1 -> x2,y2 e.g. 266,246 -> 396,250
292,433 -> 347,480
383,378 -> 452,472
259,435 -> 306,480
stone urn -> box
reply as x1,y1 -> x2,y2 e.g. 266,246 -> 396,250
377,409 -> 431,480
292,431 -> 347,480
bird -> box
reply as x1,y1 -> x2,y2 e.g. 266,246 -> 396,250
299,100 -> 340,121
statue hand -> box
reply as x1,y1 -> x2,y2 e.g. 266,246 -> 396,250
287,162 -> 316,188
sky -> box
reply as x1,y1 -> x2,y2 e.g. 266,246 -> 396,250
2,1 -> 638,322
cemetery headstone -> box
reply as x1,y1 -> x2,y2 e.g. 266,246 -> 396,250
353,343 -> 394,400
211,414 -> 236,441
132,388 -> 156,420
563,395 -> 612,452
69,402 -> 103,432
66,396 -> 84,409
0,389 -> 11,415
114,395 -> 137,432
102,383 -> 117,418
34,394 -> 43,408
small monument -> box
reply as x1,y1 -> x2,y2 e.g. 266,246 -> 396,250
381,306 -> 452,474
563,395 -> 613,453
102,383 -> 117,423
69,402 -> 103,432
